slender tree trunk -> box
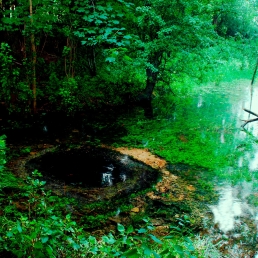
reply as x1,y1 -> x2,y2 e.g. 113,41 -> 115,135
65,37 -> 76,78
142,51 -> 162,100
143,67 -> 159,100
29,0 -> 37,113
137,52 -> 163,118
88,46 -> 97,77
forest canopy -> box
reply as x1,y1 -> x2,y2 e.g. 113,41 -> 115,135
0,0 -> 257,115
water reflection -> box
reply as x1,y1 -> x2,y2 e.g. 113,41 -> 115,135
102,172 -> 113,186
120,155 -> 129,164
101,164 -> 115,186
119,173 -> 127,182
210,182 -> 258,233
220,131 -> 225,144
210,185 -> 242,232
238,156 -> 243,167
249,149 -> 258,171
195,80 -> 258,255
239,85 -> 258,136
197,95 -> 203,108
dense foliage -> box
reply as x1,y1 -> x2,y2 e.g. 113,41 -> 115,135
0,0 -> 257,115
1,0 -> 258,256
0,137 -> 225,258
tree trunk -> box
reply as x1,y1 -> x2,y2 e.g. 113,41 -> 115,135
88,48 -> 97,77
142,51 -> 162,100
29,0 -> 37,113
136,52 -> 162,118
143,67 -> 158,100
136,68 -> 158,118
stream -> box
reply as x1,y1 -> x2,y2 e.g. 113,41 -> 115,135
189,79 -> 258,257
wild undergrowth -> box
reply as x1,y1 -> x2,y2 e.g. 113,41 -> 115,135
1,64 -> 255,257
0,135 -> 226,257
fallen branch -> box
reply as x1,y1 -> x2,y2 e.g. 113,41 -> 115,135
241,108 -> 258,127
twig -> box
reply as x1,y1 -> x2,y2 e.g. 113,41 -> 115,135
243,108 -> 258,118
241,118 -> 258,128
241,108 -> 258,127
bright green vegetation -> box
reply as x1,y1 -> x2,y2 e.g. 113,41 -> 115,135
1,0 -> 258,256
2,74 -> 255,257
0,0 -> 257,115
116,75 -> 258,183
0,140 -> 224,257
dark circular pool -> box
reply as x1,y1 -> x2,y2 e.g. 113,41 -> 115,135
25,145 -> 159,201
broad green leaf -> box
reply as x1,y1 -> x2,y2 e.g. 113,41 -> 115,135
153,251 -> 161,258
123,35 -> 132,39
46,246 -> 54,256
17,221 -> 22,233
174,244 -> 184,254
117,223 -> 125,233
126,224 -> 134,234
90,246 -> 98,254
148,234 -> 162,244
99,14 -> 107,20
123,248 -> 138,257
6,232 -> 13,237
89,236 -> 97,245
102,235 -> 116,244
77,7 -> 85,13
105,57 -> 116,63
111,20 -> 120,24
137,228 -> 147,234
142,244 -> 152,256
51,215 -> 58,220
123,55 -> 132,61
72,243 -> 80,250
41,236 -> 49,243
170,226 -> 181,232
142,218 -> 149,223
34,241 -> 43,249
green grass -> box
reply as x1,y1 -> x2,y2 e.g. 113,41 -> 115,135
114,68 -> 258,187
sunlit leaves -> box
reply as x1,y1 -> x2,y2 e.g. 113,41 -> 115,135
149,234 -> 163,244
105,57 -> 116,63
117,223 -> 125,233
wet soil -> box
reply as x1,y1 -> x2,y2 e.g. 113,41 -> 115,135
7,141 -> 208,236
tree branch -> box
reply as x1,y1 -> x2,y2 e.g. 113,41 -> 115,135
241,108 -> 258,127
241,118 -> 258,128
243,108 -> 258,118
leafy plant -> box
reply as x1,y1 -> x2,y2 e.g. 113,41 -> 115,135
0,135 -> 6,172
0,170 -> 203,257
20,147 -> 31,155
0,134 -> 225,257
